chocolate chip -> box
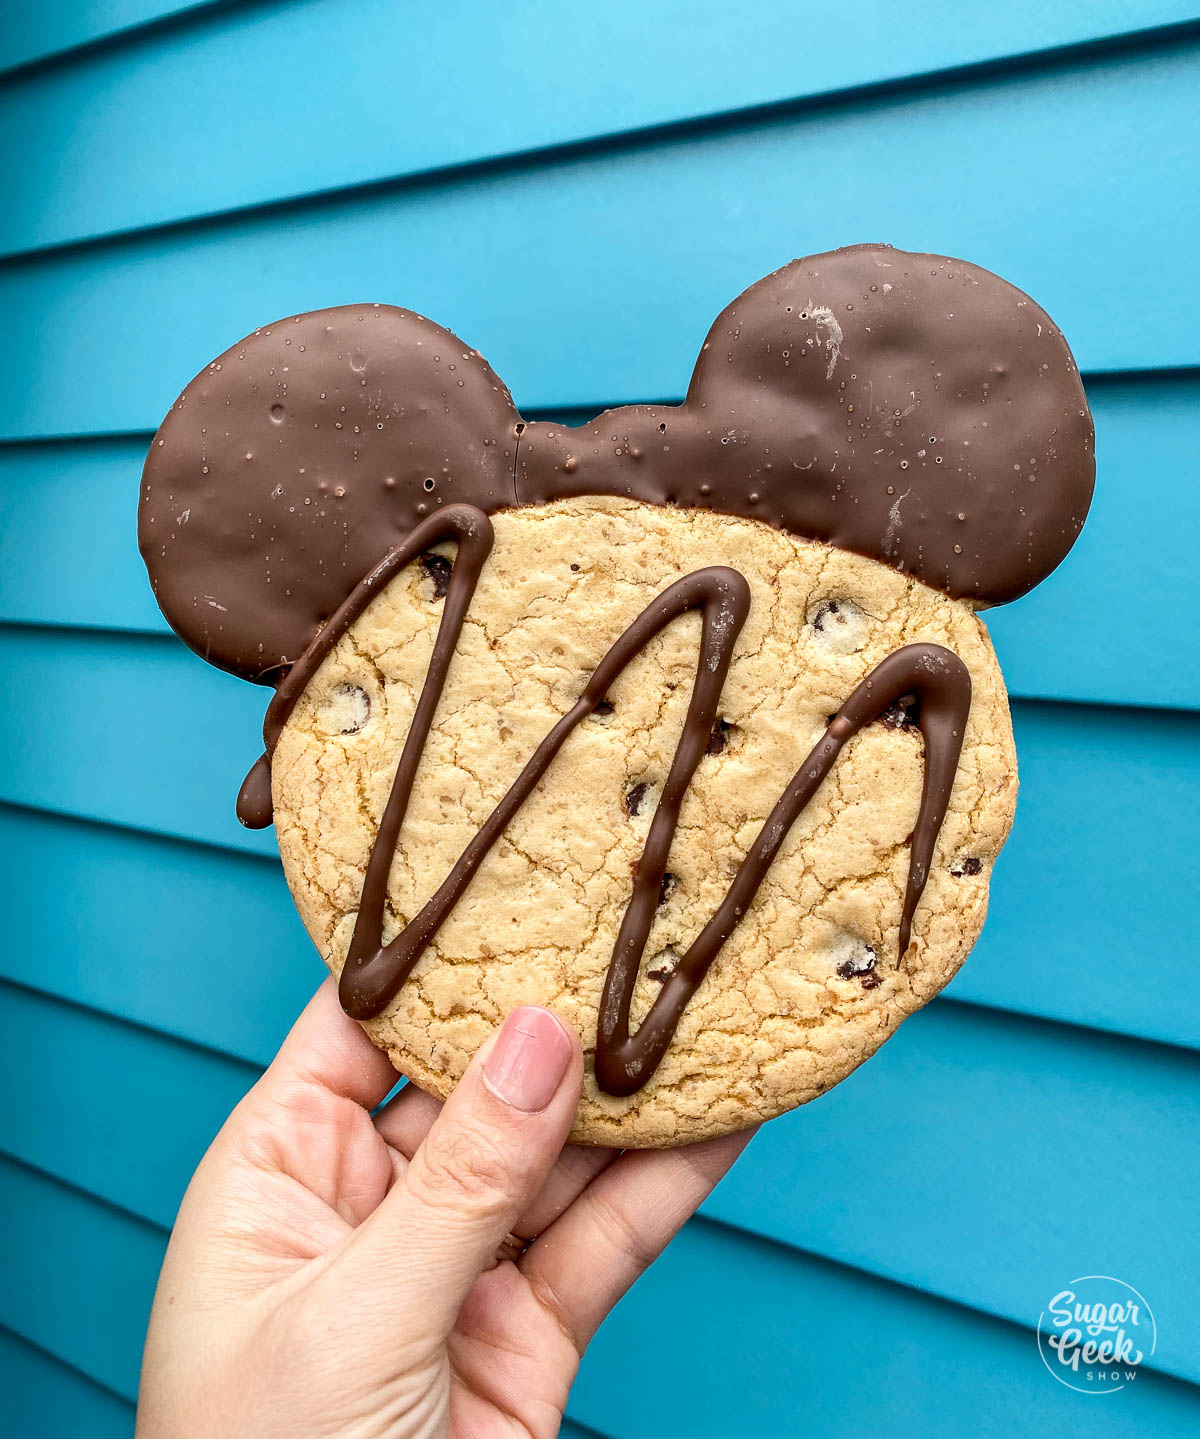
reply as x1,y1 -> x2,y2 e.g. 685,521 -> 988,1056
807,597 -> 869,654
859,971 -> 883,990
647,946 -> 680,981
419,552 -> 452,599
950,857 -> 983,877
624,781 -> 653,817
879,694 -> 920,730
659,872 -> 678,906
592,698 -> 615,719
706,718 -> 734,755
569,562 -> 580,572
329,683 -> 370,735
836,943 -> 877,981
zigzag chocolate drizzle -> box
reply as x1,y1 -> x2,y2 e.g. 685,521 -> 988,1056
239,503 -> 971,1096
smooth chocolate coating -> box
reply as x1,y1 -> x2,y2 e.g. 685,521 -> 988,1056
517,245 -> 1094,605
142,248 -> 1095,686
139,305 -> 520,681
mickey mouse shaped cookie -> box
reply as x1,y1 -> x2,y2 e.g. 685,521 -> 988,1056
140,245 -> 1094,1146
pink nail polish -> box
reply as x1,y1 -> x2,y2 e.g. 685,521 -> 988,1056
483,1007 -> 572,1112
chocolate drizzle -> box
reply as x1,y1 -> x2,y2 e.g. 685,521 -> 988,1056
239,504 -> 970,1095
596,642 -> 969,1095
235,503 -> 494,828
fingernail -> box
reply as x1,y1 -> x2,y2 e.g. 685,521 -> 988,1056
483,1007 -> 572,1113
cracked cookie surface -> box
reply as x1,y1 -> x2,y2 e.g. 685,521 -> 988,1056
272,497 -> 1017,1146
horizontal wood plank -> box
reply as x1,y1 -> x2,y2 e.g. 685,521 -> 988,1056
945,696 -> 1200,1040
2,1155 -> 1197,1429
4,2 -> 1197,256
709,1002 -> 1200,1383
0,628 -> 278,858
982,371 -> 1200,711
0,1159 -> 162,1400
1,809 -> 314,1067
572,1221 -> 1200,1437
3,368 -> 1194,710
0,436 -> 163,633
0,1 -> 230,76
0,1326 -> 133,1439
0,983 -> 257,1224
2,36 -> 1200,441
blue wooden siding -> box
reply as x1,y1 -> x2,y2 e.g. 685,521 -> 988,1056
0,2 -> 229,77
2,4 -> 1198,1434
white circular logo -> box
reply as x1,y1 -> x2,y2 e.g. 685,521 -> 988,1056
1037,1276 -> 1156,1394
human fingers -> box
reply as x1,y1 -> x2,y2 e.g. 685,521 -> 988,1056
521,1126 -> 756,1349
331,1007 -> 582,1343
252,977 -> 401,1115
374,1082 -> 617,1242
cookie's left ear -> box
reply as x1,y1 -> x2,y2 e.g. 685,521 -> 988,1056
139,305 -> 522,684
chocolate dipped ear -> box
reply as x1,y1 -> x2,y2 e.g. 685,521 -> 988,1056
517,245 -> 1095,604
139,305 -> 521,682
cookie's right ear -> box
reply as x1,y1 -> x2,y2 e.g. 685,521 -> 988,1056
514,247 -> 1095,607
682,247 -> 1096,606
139,305 -> 522,683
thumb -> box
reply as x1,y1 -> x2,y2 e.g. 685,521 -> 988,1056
337,1006 -> 581,1340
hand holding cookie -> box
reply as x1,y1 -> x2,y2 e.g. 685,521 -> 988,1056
136,243 -> 1094,1431
137,981 -> 751,1439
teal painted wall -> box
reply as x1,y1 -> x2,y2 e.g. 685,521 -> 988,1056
2,4 -> 1198,1434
